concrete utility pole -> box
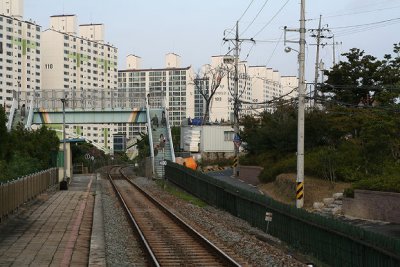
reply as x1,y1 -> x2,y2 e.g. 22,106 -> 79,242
233,21 -> 240,177
60,97 -> 68,190
223,21 -> 254,177
296,0 -> 306,208
312,15 -> 322,106
310,15 -> 331,105
332,35 -> 336,65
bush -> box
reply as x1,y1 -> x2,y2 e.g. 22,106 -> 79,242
343,188 -> 354,198
258,155 -> 296,183
304,142 -> 366,183
353,163 -> 400,192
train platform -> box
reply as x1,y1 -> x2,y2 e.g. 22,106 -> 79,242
0,174 -> 101,267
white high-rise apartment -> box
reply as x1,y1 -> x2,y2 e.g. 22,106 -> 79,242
194,56 -> 299,121
0,0 -> 41,109
281,76 -> 299,99
40,14 -> 119,152
248,66 -> 284,113
197,56 -> 252,123
118,53 -> 195,128
41,15 -> 117,90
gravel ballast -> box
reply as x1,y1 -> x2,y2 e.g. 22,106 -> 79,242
126,175 -> 308,267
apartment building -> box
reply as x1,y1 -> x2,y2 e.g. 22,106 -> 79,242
248,66 -> 284,113
281,76 -> 299,99
194,56 -> 299,121
41,15 -> 118,90
195,56 -> 252,122
0,0 -> 41,108
40,14 -> 120,152
118,53 -> 195,127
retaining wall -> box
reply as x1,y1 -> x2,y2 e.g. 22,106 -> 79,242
343,189 -> 400,223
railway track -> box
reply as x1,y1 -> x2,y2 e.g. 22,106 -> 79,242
108,166 -> 243,266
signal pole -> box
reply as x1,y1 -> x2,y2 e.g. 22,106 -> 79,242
223,21 -> 254,177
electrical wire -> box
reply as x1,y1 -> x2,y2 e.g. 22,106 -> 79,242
330,17 -> 400,30
253,0 -> 291,38
307,3 -> 400,21
265,31 -> 283,66
238,0 -> 256,22
241,0 -> 270,35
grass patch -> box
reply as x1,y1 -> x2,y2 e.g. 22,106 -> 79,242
156,179 -> 207,207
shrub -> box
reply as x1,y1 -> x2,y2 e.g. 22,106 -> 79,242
353,163 -> 400,192
258,155 -> 296,183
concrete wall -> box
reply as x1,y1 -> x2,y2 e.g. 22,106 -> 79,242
342,190 -> 400,223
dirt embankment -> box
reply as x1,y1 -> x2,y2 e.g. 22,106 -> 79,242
258,173 -> 351,209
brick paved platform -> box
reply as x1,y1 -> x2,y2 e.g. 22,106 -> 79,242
0,174 -> 96,267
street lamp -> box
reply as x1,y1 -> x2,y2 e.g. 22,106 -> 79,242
60,97 -> 68,190
17,81 -> 21,109
160,79 -> 165,108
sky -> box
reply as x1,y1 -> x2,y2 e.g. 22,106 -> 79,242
24,0 -> 400,81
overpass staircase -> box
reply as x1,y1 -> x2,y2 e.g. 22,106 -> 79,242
147,108 -> 175,178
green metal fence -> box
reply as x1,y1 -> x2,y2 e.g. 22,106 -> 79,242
0,168 -> 59,223
166,162 -> 400,267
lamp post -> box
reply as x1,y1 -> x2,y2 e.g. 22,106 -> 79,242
160,79 -> 165,108
17,81 -> 21,109
60,97 -> 68,190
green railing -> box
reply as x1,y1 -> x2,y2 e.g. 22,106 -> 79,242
165,162 -> 400,267
0,168 -> 59,223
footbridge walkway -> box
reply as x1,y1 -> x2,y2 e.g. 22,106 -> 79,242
6,88 -> 174,178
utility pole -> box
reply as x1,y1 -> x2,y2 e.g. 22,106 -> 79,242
312,15 -> 322,106
283,1 -> 307,208
60,97 -> 68,190
223,22 -> 254,177
331,35 -> 342,66
233,21 -> 240,178
297,0 -> 306,208
310,15 -> 331,106
332,35 -> 336,65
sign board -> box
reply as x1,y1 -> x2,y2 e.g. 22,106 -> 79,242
265,212 -> 273,222
85,154 -> 90,160
233,134 -> 242,148
159,160 -> 167,166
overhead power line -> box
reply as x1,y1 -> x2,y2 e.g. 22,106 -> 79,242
307,4 -> 400,21
253,0 -> 291,38
238,0 -> 256,22
329,17 -> 400,30
241,0 -> 270,35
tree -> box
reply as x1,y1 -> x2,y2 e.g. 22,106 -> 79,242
0,105 -> 8,160
322,43 -> 400,106
193,64 -> 227,124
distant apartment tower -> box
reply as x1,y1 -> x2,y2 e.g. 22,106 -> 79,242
281,76 -> 299,99
118,53 -> 195,127
193,77 -> 209,119
40,15 -> 119,151
0,0 -> 41,108
41,15 -> 118,90
194,56 -> 298,121
0,0 -> 23,19
248,66 -> 284,113
198,56 -> 252,123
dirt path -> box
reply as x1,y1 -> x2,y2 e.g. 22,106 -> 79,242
257,173 -> 350,209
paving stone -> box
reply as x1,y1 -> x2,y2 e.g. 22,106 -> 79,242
0,175 -> 95,266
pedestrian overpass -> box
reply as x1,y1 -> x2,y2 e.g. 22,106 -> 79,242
6,88 -> 175,178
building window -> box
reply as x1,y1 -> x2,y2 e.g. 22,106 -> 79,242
224,131 -> 234,141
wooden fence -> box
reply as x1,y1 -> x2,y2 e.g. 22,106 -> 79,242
0,168 -> 58,223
